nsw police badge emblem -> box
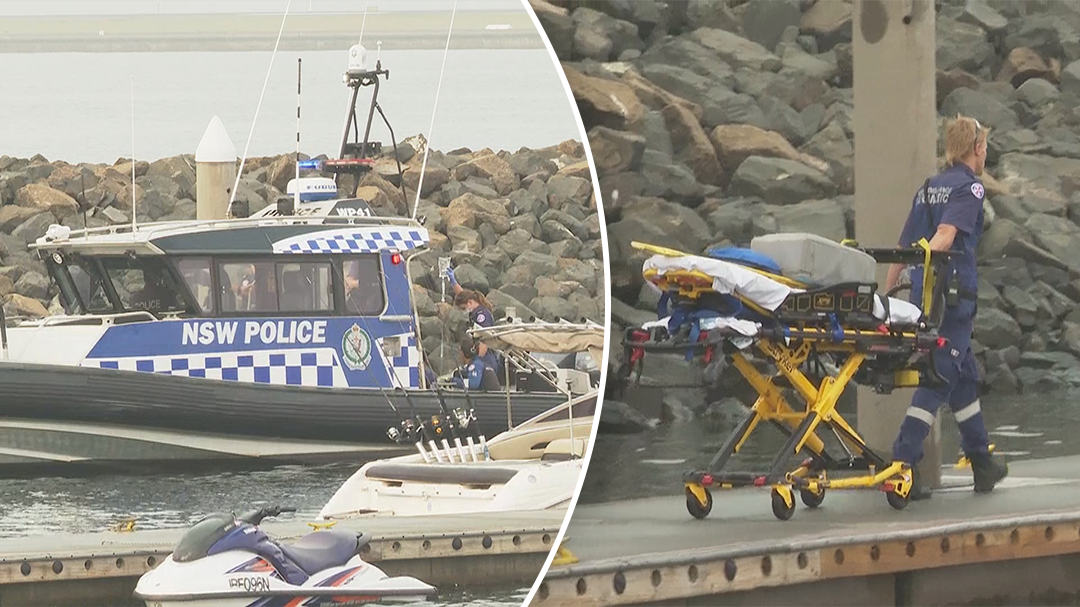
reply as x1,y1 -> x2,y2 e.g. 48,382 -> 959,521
342,323 -> 372,370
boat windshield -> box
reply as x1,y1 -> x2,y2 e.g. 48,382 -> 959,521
101,257 -> 187,314
66,259 -> 113,314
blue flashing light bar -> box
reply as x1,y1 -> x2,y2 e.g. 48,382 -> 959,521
297,159 -> 322,170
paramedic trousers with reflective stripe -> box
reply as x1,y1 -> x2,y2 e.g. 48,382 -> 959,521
892,299 -> 991,464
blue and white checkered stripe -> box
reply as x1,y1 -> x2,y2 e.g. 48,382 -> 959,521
81,348 -> 347,388
273,227 -> 429,254
379,334 -> 421,389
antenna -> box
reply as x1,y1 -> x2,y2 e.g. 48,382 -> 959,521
358,4 -> 369,46
130,74 -> 137,233
411,0 -> 457,221
295,57 -> 302,210
230,0 -> 292,206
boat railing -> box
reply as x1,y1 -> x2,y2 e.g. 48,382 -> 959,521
29,212 -> 425,250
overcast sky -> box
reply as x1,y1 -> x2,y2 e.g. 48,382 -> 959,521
0,0 -> 520,16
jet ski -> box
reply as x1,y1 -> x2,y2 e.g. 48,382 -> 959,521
133,505 -> 437,607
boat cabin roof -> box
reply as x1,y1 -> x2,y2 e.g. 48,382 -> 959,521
28,198 -> 428,258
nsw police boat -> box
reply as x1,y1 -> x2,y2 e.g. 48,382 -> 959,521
0,43 -> 593,473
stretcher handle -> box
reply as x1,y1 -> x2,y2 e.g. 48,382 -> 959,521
856,246 -> 958,267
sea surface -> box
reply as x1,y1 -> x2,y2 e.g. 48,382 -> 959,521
580,389 -> 1080,504
0,47 -> 580,164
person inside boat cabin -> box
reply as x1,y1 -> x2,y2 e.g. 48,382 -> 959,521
343,257 -> 384,315
451,335 -> 500,391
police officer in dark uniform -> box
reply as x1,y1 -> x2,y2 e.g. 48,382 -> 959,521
886,115 -> 1008,498
446,267 -> 494,328
451,335 -> 500,390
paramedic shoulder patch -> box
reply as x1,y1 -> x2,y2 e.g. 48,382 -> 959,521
971,183 -> 984,199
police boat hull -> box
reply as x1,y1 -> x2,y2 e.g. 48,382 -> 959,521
0,359 -> 573,471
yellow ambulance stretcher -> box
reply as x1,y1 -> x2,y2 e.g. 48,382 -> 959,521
619,233 -> 959,521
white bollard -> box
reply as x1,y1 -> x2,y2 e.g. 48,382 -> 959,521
195,116 -> 238,220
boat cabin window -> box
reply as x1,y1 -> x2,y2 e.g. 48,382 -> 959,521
219,261 -> 277,313
342,255 -> 384,315
67,259 -> 112,314
102,257 -> 186,314
177,258 -> 214,314
218,260 -> 334,314
278,262 -> 333,312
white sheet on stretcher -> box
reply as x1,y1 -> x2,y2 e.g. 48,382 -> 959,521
642,253 -> 923,326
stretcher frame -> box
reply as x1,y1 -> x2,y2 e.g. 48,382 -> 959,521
621,239 -> 958,521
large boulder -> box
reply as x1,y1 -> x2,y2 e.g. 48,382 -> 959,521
587,127 -> 646,175
455,154 -> 520,196
728,155 -> 836,205
444,193 -> 511,234
661,103 -> 724,186
14,183 -> 79,219
710,123 -> 828,174
563,65 -> 646,131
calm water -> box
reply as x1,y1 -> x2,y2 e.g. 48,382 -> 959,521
581,390 -> 1080,504
0,461 -> 528,605
0,48 -> 580,164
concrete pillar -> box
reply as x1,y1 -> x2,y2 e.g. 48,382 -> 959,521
852,0 -> 942,487
195,116 -> 237,220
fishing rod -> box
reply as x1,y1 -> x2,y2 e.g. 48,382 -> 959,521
348,302 -> 444,462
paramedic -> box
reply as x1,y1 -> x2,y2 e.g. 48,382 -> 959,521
885,115 -> 1008,498
452,335 -> 498,390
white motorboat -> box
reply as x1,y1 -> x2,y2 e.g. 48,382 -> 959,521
317,321 -> 603,519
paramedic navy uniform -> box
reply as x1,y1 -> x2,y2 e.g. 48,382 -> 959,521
892,163 -> 991,465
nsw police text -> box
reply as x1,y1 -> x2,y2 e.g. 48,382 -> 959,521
182,320 -> 329,346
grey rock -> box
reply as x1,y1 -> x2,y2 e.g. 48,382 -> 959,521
637,37 -> 738,86
689,28 -> 783,72
1004,14 -> 1066,64
729,156 -> 836,205
683,0 -> 740,33
572,7 -> 643,62
453,263 -> 489,293
14,271 -> 49,300
446,224 -> 482,253
742,0 -> 802,52
769,198 -> 846,242
986,363 -> 1019,394
1014,77 -> 1060,108
1062,60 -> 1080,98
638,158 -> 705,203
799,120 -> 853,194
541,209 -> 589,241
959,0 -> 1008,35
587,126 -> 646,175
936,17 -> 996,74
510,250 -> 560,278
10,212 -> 54,245
941,87 -> 1020,131
545,175 -> 592,209
974,307 -> 1023,349
532,0 -> 573,57
758,97 -> 809,147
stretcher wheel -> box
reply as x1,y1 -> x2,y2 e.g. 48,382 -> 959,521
685,487 -> 712,519
800,488 -> 825,509
886,488 -> 909,510
771,488 -> 795,521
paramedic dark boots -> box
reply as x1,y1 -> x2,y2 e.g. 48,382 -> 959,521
969,451 -> 1009,493
907,463 -> 932,501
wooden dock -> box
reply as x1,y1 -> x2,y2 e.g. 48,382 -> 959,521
535,455 -> 1080,606
0,509 -> 566,606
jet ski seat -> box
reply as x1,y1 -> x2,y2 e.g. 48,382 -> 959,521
279,530 -> 369,575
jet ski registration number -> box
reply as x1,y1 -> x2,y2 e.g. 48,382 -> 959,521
229,575 -> 272,592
